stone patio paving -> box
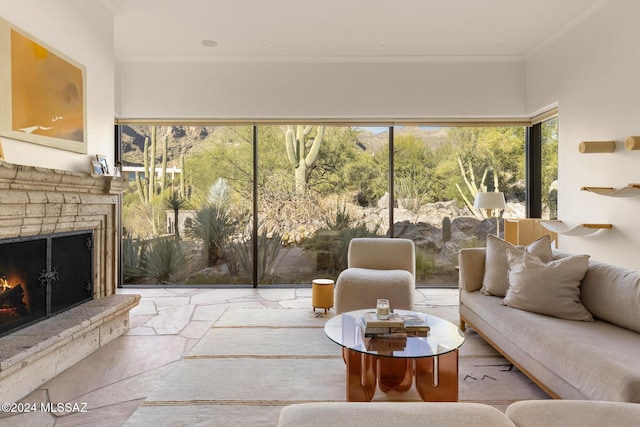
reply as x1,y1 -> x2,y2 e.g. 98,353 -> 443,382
0,286 -> 458,427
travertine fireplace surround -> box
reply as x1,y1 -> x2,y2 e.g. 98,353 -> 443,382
0,160 -> 140,403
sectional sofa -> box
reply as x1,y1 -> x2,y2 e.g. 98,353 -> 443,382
458,235 -> 640,402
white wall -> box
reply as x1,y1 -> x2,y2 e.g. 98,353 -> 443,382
0,0 -> 115,173
527,0 -> 640,269
117,60 -> 526,120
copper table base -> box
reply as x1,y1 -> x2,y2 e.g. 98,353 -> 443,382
344,348 -> 459,402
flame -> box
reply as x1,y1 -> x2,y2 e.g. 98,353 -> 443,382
0,272 -> 30,310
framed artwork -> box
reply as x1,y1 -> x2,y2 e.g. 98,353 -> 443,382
91,160 -> 104,175
96,154 -> 109,174
0,18 -> 87,153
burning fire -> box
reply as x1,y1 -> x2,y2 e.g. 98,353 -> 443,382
1,273 -> 12,291
0,272 -> 29,313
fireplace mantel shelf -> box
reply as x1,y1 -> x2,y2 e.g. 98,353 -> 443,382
0,159 -> 127,195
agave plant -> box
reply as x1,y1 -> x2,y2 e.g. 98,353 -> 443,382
184,204 -> 236,266
233,230 -> 284,281
140,237 -> 191,284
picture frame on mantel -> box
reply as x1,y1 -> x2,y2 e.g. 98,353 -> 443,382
0,18 -> 87,154
96,154 -> 109,174
91,160 -> 104,175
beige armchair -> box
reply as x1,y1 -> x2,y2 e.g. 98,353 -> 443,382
334,238 -> 415,313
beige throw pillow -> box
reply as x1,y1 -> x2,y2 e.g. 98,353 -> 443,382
501,248 -> 593,321
481,234 -> 554,297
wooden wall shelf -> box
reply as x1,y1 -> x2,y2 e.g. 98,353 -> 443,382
539,221 -> 612,236
578,140 -> 616,153
581,184 -> 640,198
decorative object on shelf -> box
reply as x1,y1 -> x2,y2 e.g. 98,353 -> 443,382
581,184 -> 640,198
0,18 -> 86,154
539,220 -> 612,236
113,161 -> 122,177
474,191 -> 506,236
96,154 -> 109,174
91,160 -> 104,175
625,136 -> 640,151
578,141 -> 616,153
0,141 -> 4,160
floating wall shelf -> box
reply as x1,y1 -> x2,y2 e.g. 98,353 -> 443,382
579,140 -> 616,153
539,221 -> 612,236
626,136 -> 640,150
581,184 -> 640,198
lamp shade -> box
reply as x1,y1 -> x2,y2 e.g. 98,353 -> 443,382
474,192 -> 506,210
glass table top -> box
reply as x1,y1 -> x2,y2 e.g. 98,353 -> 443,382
324,309 -> 465,358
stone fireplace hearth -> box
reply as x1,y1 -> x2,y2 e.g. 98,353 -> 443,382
0,160 -> 139,403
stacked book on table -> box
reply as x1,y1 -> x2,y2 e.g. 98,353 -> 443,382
361,312 -> 430,338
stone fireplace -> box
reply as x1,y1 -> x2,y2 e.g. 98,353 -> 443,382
0,160 -> 140,403
0,160 -> 124,296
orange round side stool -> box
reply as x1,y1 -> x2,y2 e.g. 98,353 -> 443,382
312,278 -> 335,314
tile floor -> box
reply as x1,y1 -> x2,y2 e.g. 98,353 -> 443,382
0,286 -> 459,427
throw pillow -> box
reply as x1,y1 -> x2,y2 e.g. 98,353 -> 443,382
501,248 -> 593,321
481,234 -> 554,297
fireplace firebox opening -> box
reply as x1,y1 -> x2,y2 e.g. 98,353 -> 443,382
0,230 -> 94,337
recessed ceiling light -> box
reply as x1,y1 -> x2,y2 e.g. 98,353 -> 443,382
374,41 -> 386,47
201,40 -> 218,47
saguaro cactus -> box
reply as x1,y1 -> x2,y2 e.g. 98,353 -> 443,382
161,135 -> 168,192
135,136 -> 151,204
179,154 -> 186,197
149,126 -> 157,200
285,125 -> 325,192
442,216 -> 451,242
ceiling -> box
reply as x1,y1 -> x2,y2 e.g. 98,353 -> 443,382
104,0 -> 603,62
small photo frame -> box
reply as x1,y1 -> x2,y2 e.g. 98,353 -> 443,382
91,160 -> 104,175
96,154 -> 109,174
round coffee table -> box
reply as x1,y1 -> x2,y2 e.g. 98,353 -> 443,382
324,309 -> 465,402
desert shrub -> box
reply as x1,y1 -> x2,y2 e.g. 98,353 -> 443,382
122,229 -> 145,282
303,203 -> 381,272
415,245 -> 437,280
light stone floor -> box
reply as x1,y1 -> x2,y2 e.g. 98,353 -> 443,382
0,286 -> 459,427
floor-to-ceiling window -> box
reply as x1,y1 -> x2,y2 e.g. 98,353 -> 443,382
393,126 -> 526,286
120,124 -> 254,285
256,125 -> 388,285
119,122 -> 531,287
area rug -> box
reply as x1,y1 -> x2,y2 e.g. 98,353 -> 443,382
125,308 -> 549,426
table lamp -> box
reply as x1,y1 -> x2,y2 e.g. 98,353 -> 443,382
474,192 -> 506,236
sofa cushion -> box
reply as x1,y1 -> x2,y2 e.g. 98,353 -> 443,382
482,234 -> 553,297
580,260 -> 640,334
506,400 -> 640,427
501,249 -> 593,321
277,402 -> 516,427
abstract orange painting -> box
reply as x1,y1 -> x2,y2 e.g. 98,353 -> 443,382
0,19 -> 86,153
